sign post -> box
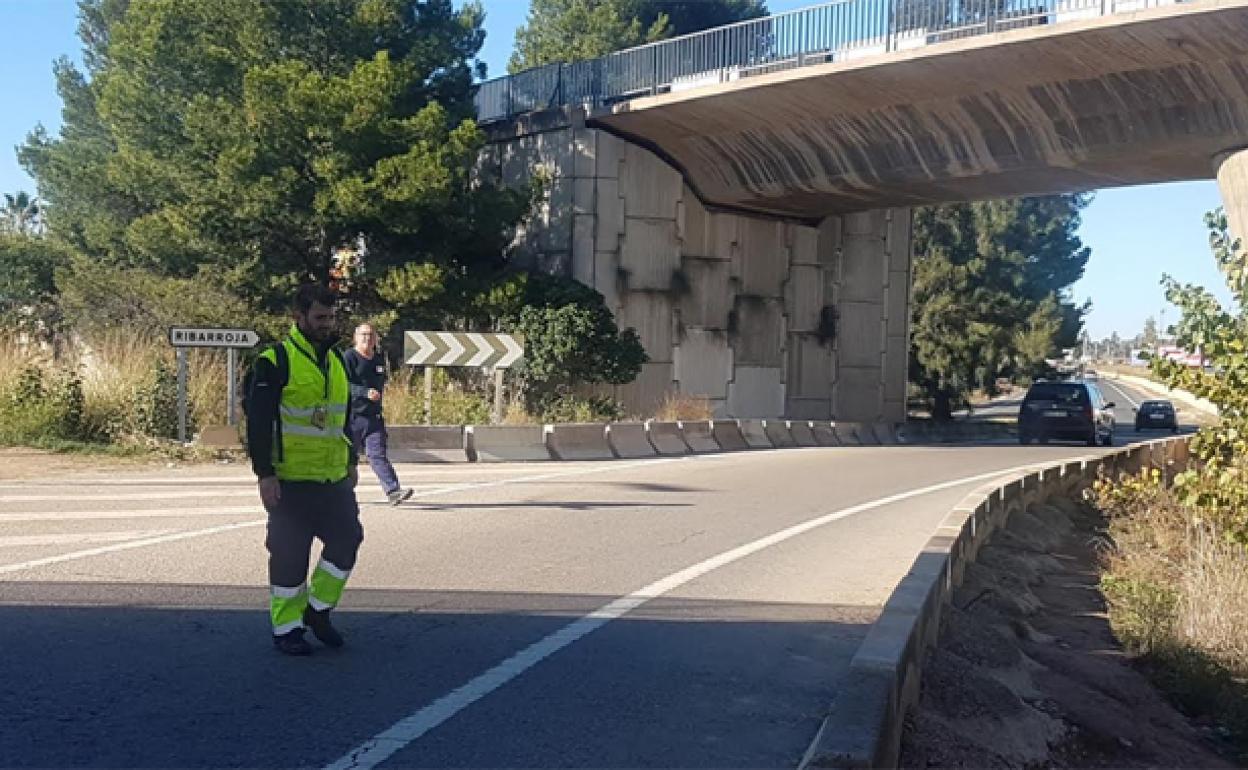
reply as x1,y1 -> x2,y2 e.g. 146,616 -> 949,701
176,348 -> 188,443
403,331 -> 524,424
227,348 -> 238,426
424,366 -> 434,426
168,327 -> 260,442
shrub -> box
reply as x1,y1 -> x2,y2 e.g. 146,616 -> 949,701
56,258 -> 283,341
375,365 -> 493,426
654,392 -> 713,421
537,392 -> 625,423
0,362 -> 85,444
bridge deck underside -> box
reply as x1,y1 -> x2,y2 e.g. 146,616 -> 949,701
594,2 -> 1248,217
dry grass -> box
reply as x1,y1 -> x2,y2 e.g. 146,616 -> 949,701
1095,468 -> 1248,758
1176,527 -> 1248,666
1099,473 -> 1248,667
0,337 -> 27,393
653,392 -> 713,422
379,365 -> 494,426
79,333 -> 229,432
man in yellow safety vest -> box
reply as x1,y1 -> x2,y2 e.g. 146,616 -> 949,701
246,284 -> 363,656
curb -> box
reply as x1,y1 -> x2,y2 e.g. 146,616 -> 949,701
798,435 -> 1193,769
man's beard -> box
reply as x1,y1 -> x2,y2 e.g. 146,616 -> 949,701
300,324 -> 334,345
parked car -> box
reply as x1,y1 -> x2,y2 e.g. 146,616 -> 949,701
1134,399 -> 1179,433
1018,380 -> 1116,446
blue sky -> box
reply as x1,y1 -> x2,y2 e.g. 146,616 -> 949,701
0,0 -> 1233,340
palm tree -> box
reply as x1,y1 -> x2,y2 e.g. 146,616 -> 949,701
2,191 -> 43,235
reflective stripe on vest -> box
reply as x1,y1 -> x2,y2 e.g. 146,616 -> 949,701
260,326 -> 351,483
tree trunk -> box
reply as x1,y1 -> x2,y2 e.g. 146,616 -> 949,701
932,390 -> 954,421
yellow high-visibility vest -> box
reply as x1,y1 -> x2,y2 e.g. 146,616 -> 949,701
260,325 -> 351,483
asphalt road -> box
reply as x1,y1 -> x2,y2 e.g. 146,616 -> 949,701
0,379 -> 1186,768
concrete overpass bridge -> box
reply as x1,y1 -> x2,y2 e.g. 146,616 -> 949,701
475,0 -> 1248,421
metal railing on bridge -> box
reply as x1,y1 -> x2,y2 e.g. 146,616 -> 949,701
475,0 -> 1192,123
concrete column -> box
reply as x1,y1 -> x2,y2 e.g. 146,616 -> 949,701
1215,148 -> 1248,247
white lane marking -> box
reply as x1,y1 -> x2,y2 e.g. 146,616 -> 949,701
0,483 -> 472,503
0,457 -> 683,576
1101,379 -> 1140,410
323,461 -> 1049,770
0,489 -> 261,503
0,506 -> 263,522
0,530 -> 175,547
0,520 -> 266,576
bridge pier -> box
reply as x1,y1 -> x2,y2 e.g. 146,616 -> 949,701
1216,147 -> 1248,246
481,111 -> 911,422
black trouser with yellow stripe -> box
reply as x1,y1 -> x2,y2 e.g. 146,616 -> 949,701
264,479 -> 364,635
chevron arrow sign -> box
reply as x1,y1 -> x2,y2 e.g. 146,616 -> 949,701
403,331 -> 524,369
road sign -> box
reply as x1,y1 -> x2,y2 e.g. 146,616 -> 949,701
168,327 -> 260,349
167,327 -> 260,441
404,331 -> 524,369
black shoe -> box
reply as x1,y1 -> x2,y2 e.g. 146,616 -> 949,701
273,628 -> 313,656
387,488 -> 414,506
303,607 -> 345,648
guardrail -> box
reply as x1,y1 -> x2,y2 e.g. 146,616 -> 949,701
475,0 -> 1192,123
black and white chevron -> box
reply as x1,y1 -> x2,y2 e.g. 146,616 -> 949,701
403,331 -> 524,369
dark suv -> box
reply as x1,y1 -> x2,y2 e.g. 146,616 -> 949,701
1134,400 -> 1178,433
1018,380 -> 1116,446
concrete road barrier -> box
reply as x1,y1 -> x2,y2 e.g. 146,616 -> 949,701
197,425 -> 242,450
788,420 -> 818,447
545,424 -> 614,461
872,423 -> 900,445
811,422 -> 840,447
679,420 -> 721,453
833,422 -> 863,446
389,425 -> 470,462
736,419 -> 774,449
763,419 -> 797,448
606,422 -> 658,458
852,423 -> 881,446
646,421 -> 691,456
894,422 -> 925,444
466,425 -> 552,462
711,420 -> 750,451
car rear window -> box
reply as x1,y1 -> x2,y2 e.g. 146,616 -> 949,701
1024,383 -> 1088,405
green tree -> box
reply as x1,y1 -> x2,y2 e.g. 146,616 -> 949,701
21,0 -> 530,317
1135,210 -> 1248,543
910,195 -> 1091,419
464,271 -> 646,409
1,192 -> 44,236
0,232 -> 69,336
628,0 -> 767,37
509,0 -> 664,72
509,0 -> 767,72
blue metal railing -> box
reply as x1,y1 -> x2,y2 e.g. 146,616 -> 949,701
475,0 -> 1189,123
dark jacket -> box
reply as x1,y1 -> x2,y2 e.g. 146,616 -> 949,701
343,348 -> 387,420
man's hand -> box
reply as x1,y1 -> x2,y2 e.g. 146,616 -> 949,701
367,388 -> 382,402
347,465 -> 359,488
258,475 -> 281,508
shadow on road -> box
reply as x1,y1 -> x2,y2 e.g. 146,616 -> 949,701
0,584 -> 872,768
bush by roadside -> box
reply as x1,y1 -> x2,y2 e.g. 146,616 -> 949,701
1092,468 -> 1248,762
1090,211 -> 1248,763
0,336 -> 212,456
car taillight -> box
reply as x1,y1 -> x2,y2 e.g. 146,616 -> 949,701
1084,405 -> 1093,419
